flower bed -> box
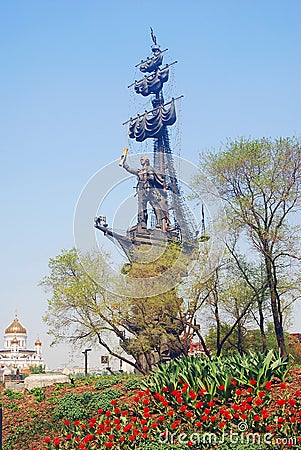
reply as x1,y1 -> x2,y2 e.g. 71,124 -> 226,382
40,378 -> 301,449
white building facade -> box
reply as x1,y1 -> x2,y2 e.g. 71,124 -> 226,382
0,314 -> 44,370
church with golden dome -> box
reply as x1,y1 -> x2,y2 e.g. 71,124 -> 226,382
0,314 -> 44,370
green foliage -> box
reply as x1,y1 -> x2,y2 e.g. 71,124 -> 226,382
53,393 -> 91,422
124,241 -> 184,277
53,382 -> 67,391
3,388 -> 24,400
94,374 -> 125,390
206,322 -> 279,356
120,242 -> 189,372
6,402 -> 19,411
41,243 -> 191,375
28,364 -> 46,374
41,248 -> 115,348
83,376 -> 97,385
30,364 -> 301,449
86,388 -> 123,411
3,420 -> 54,450
196,136 -> 301,358
27,407 -> 38,418
53,388 -> 123,421
29,387 -> 46,402
146,351 -> 289,401
123,375 -> 143,390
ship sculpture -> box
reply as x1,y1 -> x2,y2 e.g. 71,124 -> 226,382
95,30 -> 202,262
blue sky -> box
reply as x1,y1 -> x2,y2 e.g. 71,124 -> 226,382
0,1 -> 300,369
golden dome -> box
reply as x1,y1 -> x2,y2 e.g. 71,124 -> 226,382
35,338 -> 42,346
5,315 -> 27,335
11,335 -> 19,345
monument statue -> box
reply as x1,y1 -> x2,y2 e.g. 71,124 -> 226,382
120,152 -> 169,231
95,30 -> 199,260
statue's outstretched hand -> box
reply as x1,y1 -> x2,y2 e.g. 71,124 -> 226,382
119,147 -> 129,167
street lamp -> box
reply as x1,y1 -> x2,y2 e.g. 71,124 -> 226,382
82,349 -> 92,376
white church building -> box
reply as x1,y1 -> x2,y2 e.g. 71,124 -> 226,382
0,314 -> 44,370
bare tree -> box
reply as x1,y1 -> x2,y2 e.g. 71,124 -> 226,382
195,137 -> 301,357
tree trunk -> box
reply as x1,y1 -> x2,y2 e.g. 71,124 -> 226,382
97,332 -> 147,374
257,295 -> 267,352
214,298 -> 222,356
237,319 -> 243,354
264,254 -> 287,357
195,329 -> 211,358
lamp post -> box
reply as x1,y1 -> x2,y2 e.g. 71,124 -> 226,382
82,349 -> 92,376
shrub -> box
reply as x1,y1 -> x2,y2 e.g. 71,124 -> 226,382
3,388 -> 24,401
95,376 -> 121,390
53,393 -> 88,422
123,375 -> 143,391
53,388 -> 123,421
146,350 -> 289,402
29,387 -> 46,402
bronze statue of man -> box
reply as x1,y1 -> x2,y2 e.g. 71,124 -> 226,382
120,151 -> 169,231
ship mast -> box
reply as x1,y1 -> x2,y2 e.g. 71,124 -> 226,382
128,29 -> 195,241
95,30 -> 197,261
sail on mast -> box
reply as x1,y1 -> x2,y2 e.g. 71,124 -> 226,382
95,30 -> 197,261
126,31 -> 196,242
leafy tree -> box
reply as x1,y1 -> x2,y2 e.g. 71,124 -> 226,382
224,240 -> 271,352
41,245 -> 191,374
195,137 -> 301,357
205,321 -> 278,355
181,240 -> 269,356
119,242 -> 191,372
200,261 -> 263,356
41,248 -> 146,373
28,364 -> 46,374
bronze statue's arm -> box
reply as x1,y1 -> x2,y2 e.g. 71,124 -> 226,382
123,163 -> 139,175
119,148 -> 139,175
119,147 -> 129,166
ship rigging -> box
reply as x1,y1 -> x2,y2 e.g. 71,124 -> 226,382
95,30 -> 202,261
